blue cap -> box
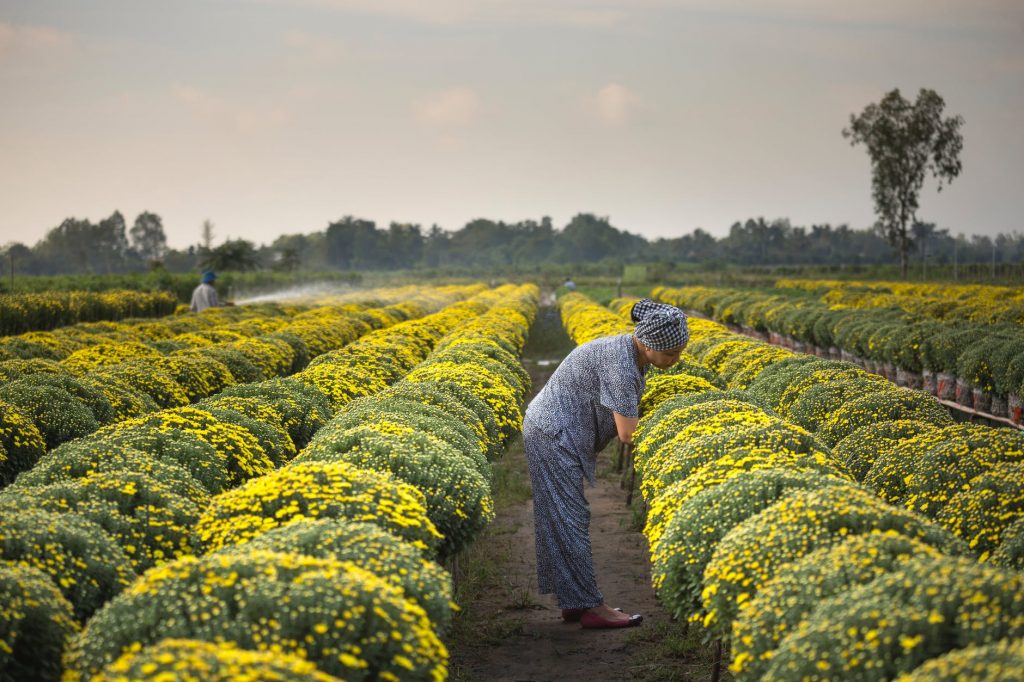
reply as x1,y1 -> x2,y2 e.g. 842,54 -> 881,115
201,271 -> 216,283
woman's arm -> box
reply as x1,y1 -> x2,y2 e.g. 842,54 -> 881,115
613,411 -> 640,444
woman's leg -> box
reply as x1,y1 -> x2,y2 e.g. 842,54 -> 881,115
523,424 -> 603,610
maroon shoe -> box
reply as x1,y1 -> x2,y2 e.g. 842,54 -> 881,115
580,611 -> 643,629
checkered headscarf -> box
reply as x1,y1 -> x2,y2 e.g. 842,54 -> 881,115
631,299 -> 689,351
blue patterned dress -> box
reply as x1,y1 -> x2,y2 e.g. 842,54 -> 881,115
522,334 -> 647,609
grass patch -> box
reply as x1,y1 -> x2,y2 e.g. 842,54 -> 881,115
626,619 -> 732,682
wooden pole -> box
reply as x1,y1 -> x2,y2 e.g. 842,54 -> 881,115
710,639 -> 723,682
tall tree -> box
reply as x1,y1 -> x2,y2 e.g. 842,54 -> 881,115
843,88 -> 964,277
129,211 -> 168,263
201,238 -> 261,271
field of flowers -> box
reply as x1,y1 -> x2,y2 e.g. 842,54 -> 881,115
656,282 -> 1024,423
560,291 -> 1024,680
0,285 -> 481,486
0,290 -> 179,335
0,283 -> 537,681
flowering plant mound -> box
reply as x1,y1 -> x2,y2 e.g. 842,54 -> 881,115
231,519 -> 454,628
639,374 -> 721,416
146,355 -> 235,402
817,388 -> 954,448
63,550 -> 447,682
936,462 -> 1024,561
743,355 -> 819,407
194,462 -> 441,554
0,505 -> 133,621
651,468 -> 850,622
633,398 -> 768,467
297,364 -> 390,411
991,516 -> 1024,570
384,380 -> 501,460
219,377 -> 332,450
325,395 -> 487,465
14,444 -> 208,506
0,561 -> 80,682
785,376 -> 893,433
637,408 -> 779,502
18,373 -> 118,426
645,446 -> 848,551
94,362 -> 189,410
177,346 -> 264,383
731,531 -> 946,680
89,425 -> 229,494
126,407 -> 273,486
62,342 -> 163,375
77,374 -> 157,423
641,419 -> 836,505
761,555 -> 1024,682
0,357 -> 67,382
776,367 -> 887,418
0,400 -> 46,485
892,637 -> 1024,682
405,361 -> 522,446
297,426 -> 492,559
195,404 -> 296,467
92,638 -> 342,682
0,382 -> 98,449
833,420 -> 938,482
721,344 -> 795,390
864,423 -> 1024,519
2,470 -> 200,572
701,484 -> 968,638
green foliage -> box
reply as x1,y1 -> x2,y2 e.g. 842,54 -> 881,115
843,88 -> 964,276
0,561 -> 80,682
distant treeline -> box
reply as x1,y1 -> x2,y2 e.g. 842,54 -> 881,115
3,210 -> 1024,276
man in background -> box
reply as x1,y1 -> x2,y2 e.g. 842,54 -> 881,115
190,271 -> 220,312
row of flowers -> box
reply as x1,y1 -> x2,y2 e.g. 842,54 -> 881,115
559,292 -> 1024,680
775,277 -> 1024,325
654,285 -> 1024,422
0,284 -> 537,681
0,287 -> 479,484
0,290 -> 180,336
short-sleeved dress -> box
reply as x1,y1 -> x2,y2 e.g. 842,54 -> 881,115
522,334 -> 647,609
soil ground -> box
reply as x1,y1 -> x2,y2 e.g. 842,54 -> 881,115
446,304 -> 724,682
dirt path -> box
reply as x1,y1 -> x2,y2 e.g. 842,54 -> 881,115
448,307 -> 716,681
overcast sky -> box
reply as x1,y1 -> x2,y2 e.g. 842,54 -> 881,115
1,0 -> 1022,249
